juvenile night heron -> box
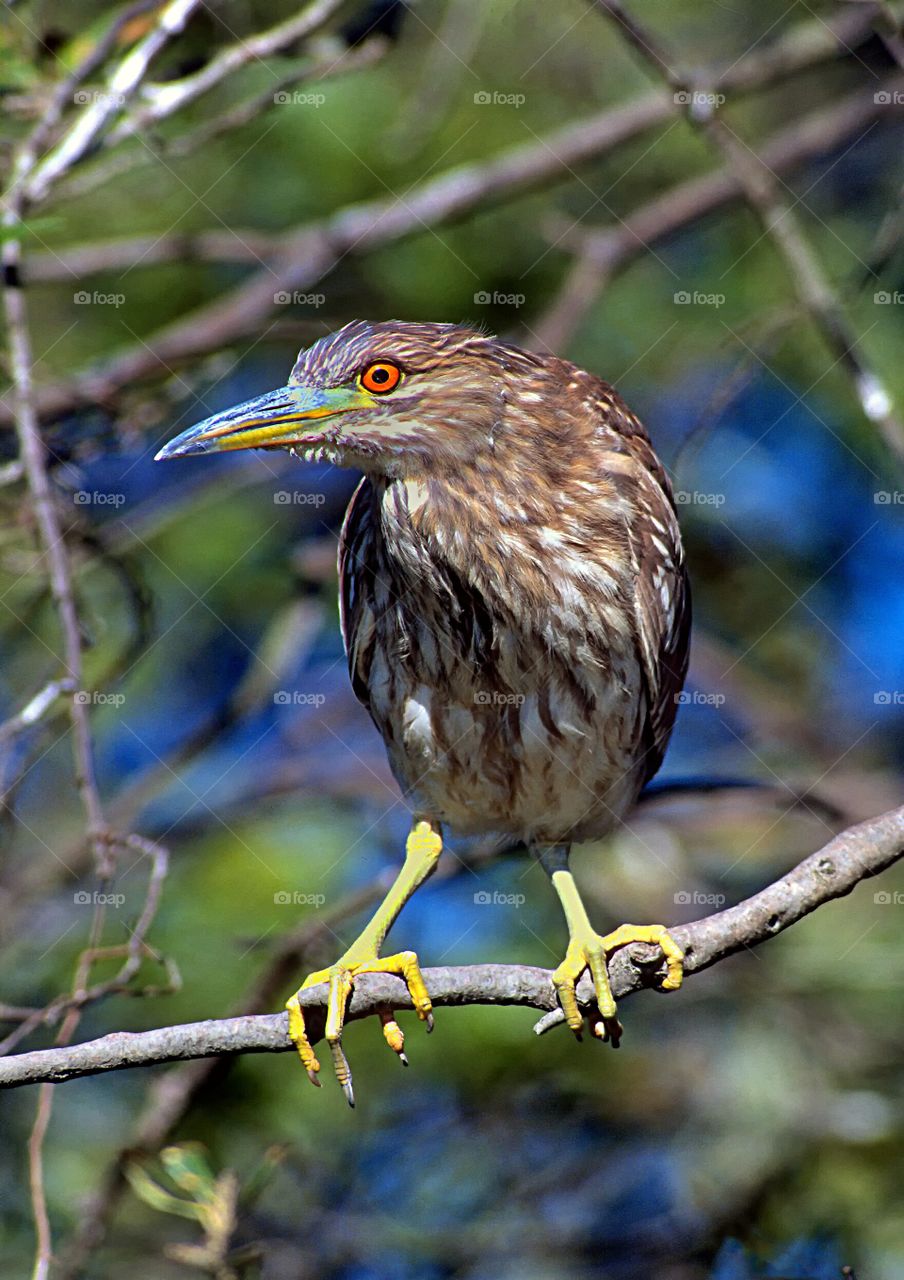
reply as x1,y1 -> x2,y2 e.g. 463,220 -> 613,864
157,320 -> 691,1104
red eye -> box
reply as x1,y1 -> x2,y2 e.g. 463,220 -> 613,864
360,362 -> 402,394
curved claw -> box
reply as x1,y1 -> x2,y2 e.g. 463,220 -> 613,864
551,923 -> 683,1046
285,947 -> 433,1101
379,1008 -> 408,1066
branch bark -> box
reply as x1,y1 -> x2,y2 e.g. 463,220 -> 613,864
2,804 -> 902,1090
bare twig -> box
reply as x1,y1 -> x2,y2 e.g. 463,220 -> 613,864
105,0 -> 351,143
51,32 -> 388,206
0,836 -> 174,1058
533,80 -> 901,350
2,804 -> 902,1090
594,0 -> 904,459
0,677 -> 76,744
21,0 -> 203,206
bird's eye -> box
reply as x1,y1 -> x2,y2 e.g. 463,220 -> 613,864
360,362 -> 402,394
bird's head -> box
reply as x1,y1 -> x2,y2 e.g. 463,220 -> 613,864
155,320 -> 547,478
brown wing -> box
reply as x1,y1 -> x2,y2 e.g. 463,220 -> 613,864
338,477 -> 379,714
623,434 -> 691,784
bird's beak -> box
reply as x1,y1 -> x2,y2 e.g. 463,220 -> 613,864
154,383 -> 368,460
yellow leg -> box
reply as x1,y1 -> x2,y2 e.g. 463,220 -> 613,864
549,867 -> 683,1043
285,818 -> 442,1105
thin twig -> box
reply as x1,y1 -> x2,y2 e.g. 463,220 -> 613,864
60,33 -> 388,205
594,0 -> 904,459
533,79 -> 901,350
106,0 -> 351,143
22,0 -> 203,206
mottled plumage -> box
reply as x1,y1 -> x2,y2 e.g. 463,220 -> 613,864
157,319 -> 691,1101
326,321 -> 690,844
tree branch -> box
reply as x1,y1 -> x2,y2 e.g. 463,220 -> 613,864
533,78 -> 902,351
594,0 -> 904,459
6,1 -> 899,430
2,804 -> 902,1090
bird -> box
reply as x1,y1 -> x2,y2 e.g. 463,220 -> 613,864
156,319 -> 691,1105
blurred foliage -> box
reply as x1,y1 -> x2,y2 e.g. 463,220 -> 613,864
1,0 -> 904,1277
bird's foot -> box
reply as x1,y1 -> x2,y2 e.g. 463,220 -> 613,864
552,922 -> 683,1045
286,947 -> 434,1106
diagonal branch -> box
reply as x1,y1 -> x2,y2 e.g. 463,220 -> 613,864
594,0 -> 904,460
2,803 -> 902,1090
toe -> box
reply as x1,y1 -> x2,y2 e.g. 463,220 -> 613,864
551,967 -> 584,1034
285,992 -> 322,1085
379,1008 -> 408,1065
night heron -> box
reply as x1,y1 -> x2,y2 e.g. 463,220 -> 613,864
157,320 -> 691,1105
